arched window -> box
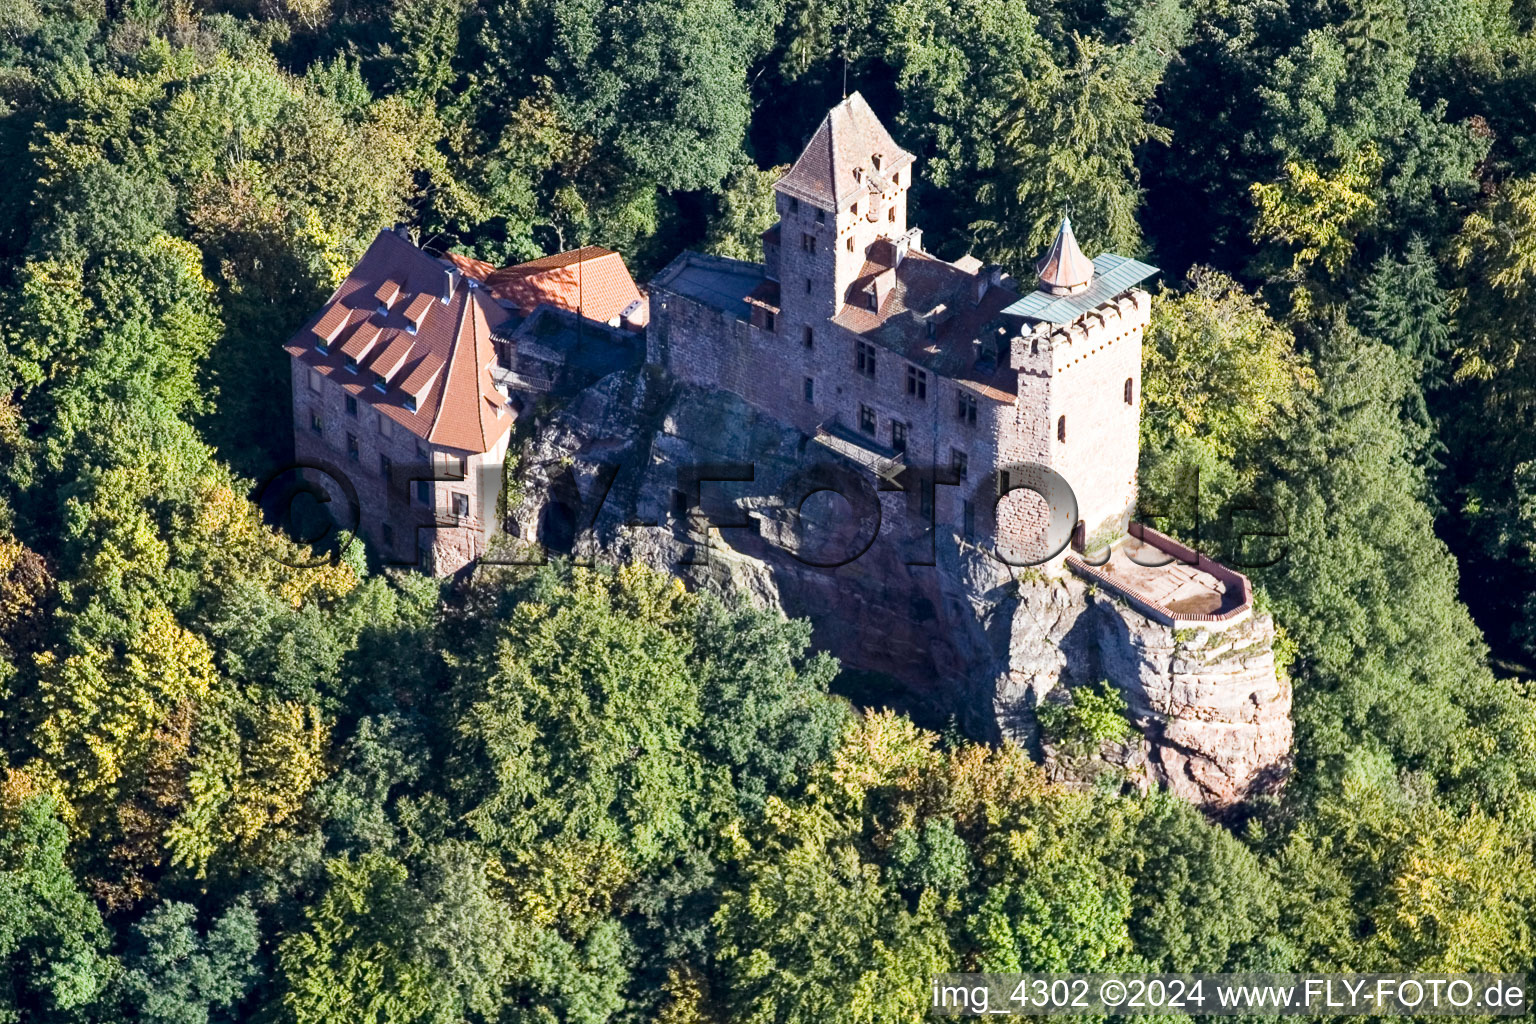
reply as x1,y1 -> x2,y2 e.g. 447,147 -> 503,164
1057,415 -> 1066,443
1124,377 -> 1134,405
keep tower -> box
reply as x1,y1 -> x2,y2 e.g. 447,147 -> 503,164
769,93 -> 917,329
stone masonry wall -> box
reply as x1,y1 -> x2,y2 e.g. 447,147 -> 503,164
289,355 -> 504,573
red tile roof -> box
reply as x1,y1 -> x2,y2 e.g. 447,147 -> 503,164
443,251 -> 495,282
775,92 -> 914,210
485,246 -> 647,327
284,230 -> 514,454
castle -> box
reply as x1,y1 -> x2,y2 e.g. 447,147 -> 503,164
284,92 -> 1251,631
649,92 -> 1158,565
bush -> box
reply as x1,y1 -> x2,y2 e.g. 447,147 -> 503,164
1036,682 -> 1135,747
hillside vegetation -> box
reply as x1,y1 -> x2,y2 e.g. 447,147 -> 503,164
3,0 -> 1536,1019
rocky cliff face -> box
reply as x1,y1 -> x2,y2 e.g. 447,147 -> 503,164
499,368 -> 1291,807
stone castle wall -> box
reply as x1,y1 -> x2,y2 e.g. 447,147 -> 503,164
1034,290 -> 1149,548
289,354 -> 505,573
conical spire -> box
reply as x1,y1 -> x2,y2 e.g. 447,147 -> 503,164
1036,216 -> 1094,296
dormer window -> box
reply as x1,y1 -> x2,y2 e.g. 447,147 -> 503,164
376,303 -> 390,317
404,293 -> 434,335
373,374 -> 388,393
404,395 -> 417,413
345,356 -> 359,373
315,339 -> 330,356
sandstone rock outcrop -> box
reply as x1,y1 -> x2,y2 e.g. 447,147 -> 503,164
497,368 -> 1292,807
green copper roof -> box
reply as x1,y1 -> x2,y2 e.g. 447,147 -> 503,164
1001,253 -> 1159,324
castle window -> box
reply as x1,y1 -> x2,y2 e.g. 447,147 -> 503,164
763,310 -> 776,332
963,500 -> 975,539
805,278 -> 812,294
871,154 -> 882,171
415,480 -> 431,506
1058,415 -> 1067,443
816,208 -> 826,224
891,421 -> 908,454
452,492 -> 470,519
801,233 -> 816,254
852,201 -> 859,216
382,523 -> 393,549
803,325 -> 814,348
919,485 -> 932,519
804,377 -> 814,403
846,236 -> 854,253
1124,377 -> 1134,405
957,392 -> 977,425
999,469 -> 1011,494
377,412 -> 392,438
906,365 -> 927,400
1032,339 -> 1040,355
951,449 -> 968,478
893,172 -> 900,186
856,341 -> 877,378
790,197 -> 800,215
888,207 -> 896,223
346,395 -> 358,417
346,433 -> 359,462
310,411 -> 323,434
309,369 -> 323,393
859,404 -> 876,434
380,453 -> 392,479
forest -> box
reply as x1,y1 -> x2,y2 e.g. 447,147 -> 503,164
3,0 -> 1536,1019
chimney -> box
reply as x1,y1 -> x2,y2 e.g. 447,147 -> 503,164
894,233 -> 910,267
442,267 -> 461,305
976,263 -> 1003,304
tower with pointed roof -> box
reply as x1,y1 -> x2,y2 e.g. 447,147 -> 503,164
649,93 -> 1160,571
769,92 -> 917,327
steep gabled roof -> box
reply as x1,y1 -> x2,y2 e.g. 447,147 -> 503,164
428,289 -> 508,451
774,92 -> 914,209
485,246 -> 646,327
283,229 -> 513,454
